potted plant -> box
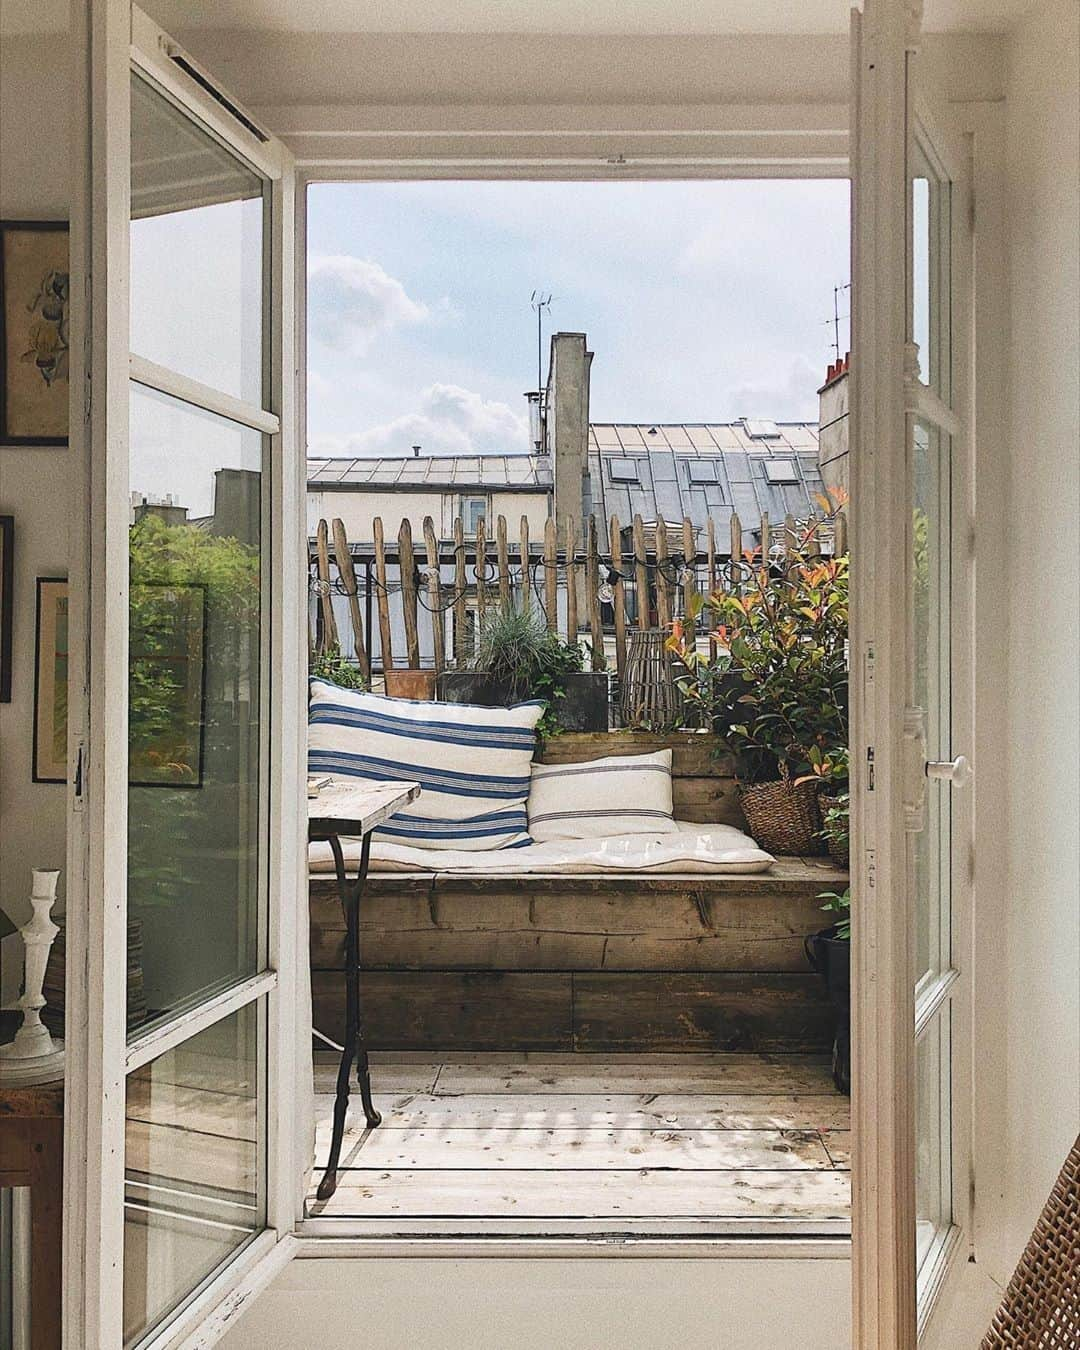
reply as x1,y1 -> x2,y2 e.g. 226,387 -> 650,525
668,531 -> 848,856
806,887 -> 850,1094
310,643 -> 368,691
439,605 -> 609,734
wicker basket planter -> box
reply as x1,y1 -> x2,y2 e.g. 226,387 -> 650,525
738,778 -> 826,856
818,792 -> 850,868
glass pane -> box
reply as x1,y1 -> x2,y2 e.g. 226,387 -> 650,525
130,74 -> 265,405
128,383 -> 263,1030
123,1003 -> 261,1345
910,137 -> 951,399
912,419 -> 952,991
916,1012 -> 952,1279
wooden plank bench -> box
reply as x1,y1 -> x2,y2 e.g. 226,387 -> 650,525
309,733 -> 847,1054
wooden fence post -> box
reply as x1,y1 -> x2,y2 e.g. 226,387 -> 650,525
654,517 -> 671,630
609,514 -> 627,681
565,514 -> 578,642
730,512 -> 743,591
543,517 -> 558,631
475,515 -> 488,625
681,515 -> 697,643
519,515 -> 531,612
314,518 -> 339,654
398,517 -> 420,669
332,517 -> 369,680
586,514 -> 603,669
422,516 -> 444,678
496,514 -> 511,613
707,516 -> 718,661
453,515 -> 468,662
834,510 -> 848,556
373,515 -> 393,673
632,514 -> 649,630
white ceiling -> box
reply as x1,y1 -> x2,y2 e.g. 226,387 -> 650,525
1,0 -> 1044,35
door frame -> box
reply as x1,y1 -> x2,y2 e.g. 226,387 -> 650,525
63,5 -> 305,1347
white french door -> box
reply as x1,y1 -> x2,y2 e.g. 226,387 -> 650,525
64,5 -> 304,1347
851,1 -> 974,1345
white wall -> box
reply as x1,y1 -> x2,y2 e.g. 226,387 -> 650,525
219,1253 -> 851,1350
992,0 -> 1080,1287
0,30 -> 72,1001
307,488 -> 550,544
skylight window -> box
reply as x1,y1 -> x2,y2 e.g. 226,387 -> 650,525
608,458 -> 639,483
744,418 -> 781,439
764,458 -> 799,484
687,461 -> 717,484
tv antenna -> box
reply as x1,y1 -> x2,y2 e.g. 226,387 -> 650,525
530,290 -> 553,390
825,282 -> 851,360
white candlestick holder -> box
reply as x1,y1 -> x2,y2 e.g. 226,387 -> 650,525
0,869 -> 65,1084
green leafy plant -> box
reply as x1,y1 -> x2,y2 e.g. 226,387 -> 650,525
310,643 -> 368,691
819,790 -> 850,855
668,525 -> 849,785
469,604 -> 584,737
818,886 -> 851,941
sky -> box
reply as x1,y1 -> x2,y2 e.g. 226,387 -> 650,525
306,179 -> 850,460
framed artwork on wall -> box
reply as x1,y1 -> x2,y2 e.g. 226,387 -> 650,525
0,516 -> 12,702
1,221 -> 70,446
33,577 -> 68,782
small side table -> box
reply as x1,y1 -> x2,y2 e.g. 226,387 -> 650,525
0,1078 -> 63,1350
308,779 -> 420,1201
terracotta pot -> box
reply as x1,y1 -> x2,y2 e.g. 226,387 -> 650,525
383,668 -> 437,700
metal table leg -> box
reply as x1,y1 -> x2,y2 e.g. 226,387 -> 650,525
316,829 -> 380,1202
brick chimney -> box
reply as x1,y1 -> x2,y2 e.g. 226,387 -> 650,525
545,332 -> 593,546
817,352 -> 850,497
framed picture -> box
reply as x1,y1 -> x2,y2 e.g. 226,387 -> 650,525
1,221 -> 69,446
129,583 -> 208,787
0,517 -> 11,702
33,577 -> 68,782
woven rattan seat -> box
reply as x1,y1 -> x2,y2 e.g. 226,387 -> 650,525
981,1134 -> 1080,1348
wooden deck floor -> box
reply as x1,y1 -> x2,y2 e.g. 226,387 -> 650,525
307,1051 -> 851,1233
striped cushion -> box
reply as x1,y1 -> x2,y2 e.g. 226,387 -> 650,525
308,680 -> 543,850
528,749 -> 679,842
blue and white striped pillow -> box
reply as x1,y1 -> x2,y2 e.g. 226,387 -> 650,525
307,680 -> 543,850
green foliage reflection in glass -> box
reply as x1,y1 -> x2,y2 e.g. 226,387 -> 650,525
129,513 -> 259,785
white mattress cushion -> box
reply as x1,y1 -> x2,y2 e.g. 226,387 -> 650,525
527,749 -> 680,842
307,680 -> 543,850
308,821 -> 774,876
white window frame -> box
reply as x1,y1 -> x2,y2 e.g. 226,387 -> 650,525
63,5 -> 305,1348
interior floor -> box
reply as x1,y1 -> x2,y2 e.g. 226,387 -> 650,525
307,1051 -> 851,1232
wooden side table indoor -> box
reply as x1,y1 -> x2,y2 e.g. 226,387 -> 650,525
0,1078 -> 63,1350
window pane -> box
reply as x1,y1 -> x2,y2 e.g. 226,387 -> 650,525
128,383 -> 263,1030
912,174 -> 931,384
916,1012 -> 952,1280
130,74 -> 265,405
912,419 -> 952,991
124,1002 -> 261,1346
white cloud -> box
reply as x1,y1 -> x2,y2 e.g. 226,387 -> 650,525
723,355 -> 823,422
308,254 -> 429,353
310,382 -> 529,458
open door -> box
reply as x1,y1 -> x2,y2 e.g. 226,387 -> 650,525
62,5 -> 304,1346
850,0 -> 975,1344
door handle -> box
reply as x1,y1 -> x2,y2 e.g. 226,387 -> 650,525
925,755 -> 971,787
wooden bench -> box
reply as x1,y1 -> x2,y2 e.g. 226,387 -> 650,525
309,732 -> 847,1054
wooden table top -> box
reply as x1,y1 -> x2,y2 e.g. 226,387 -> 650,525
308,778 -> 421,838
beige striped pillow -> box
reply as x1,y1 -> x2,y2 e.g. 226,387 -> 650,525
528,750 -> 679,842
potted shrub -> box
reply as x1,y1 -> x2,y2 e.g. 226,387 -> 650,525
310,643 -> 367,691
668,532 -> 848,856
439,605 -> 609,734
805,887 -> 850,1094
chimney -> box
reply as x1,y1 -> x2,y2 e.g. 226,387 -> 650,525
412,444 -> 422,458
545,332 -> 593,546
817,352 -> 850,498
525,391 -> 544,453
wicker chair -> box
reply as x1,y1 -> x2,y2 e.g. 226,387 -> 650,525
981,1134 -> 1080,1348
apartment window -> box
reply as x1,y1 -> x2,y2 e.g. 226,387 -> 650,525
764,458 -> 799,484
744,418 -> 781,439
608,458 -> 639,483
462,496 -> 488,534
687,460 -> 718,484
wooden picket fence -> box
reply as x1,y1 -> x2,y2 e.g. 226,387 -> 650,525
310,508 -> 847,684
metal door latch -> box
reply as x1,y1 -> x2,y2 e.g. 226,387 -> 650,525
925,755 -> 972,787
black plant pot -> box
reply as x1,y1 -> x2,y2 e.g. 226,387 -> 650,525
805,926 -> 850,1095
438,671 -> 610,732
